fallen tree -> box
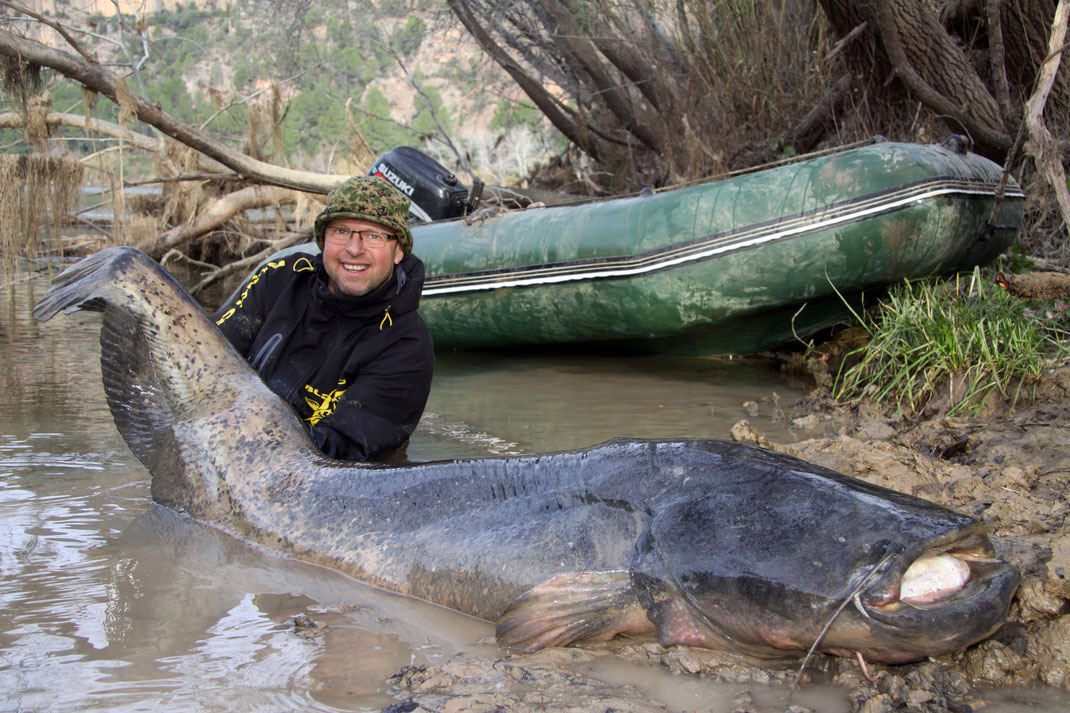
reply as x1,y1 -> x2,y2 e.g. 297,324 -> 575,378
140,183 -> 310,260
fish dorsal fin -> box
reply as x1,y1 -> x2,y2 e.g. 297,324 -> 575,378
495,570 -> 653,652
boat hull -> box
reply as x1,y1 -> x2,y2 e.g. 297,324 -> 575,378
416,140 -> 1023,355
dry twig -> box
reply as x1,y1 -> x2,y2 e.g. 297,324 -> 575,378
1023,0 -> 1070,233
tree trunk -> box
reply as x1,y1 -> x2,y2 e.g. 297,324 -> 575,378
818,0 -> 1012,158
1001,0 -> 1070,109
446,0 -> 602,160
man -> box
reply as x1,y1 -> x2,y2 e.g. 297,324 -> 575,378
213,175 -> 434,461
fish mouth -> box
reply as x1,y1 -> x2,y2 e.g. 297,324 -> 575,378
840,531 -> 1020,662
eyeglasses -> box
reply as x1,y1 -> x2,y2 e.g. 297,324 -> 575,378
324,226 -> 397,248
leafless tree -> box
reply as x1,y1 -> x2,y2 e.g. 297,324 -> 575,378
448,0 -> 1069,203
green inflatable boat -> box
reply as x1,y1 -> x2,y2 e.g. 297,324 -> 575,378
245,137 -> 1025,356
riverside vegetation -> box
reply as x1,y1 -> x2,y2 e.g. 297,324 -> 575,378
827,266 -> 1070,419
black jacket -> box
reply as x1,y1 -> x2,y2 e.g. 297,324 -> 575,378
213,251 -> 434,461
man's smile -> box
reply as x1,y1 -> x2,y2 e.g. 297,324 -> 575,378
322,218 -> 404,297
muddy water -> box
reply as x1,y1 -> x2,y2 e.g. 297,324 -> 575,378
0,270 -> 814,712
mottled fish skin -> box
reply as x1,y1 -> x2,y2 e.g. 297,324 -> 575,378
33,247 -> 1019,664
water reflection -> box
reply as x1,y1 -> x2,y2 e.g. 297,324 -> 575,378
0,270 -> 810,712
420,350 -> 802,459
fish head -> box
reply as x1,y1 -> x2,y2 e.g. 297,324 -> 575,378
631,445 -> 1019,664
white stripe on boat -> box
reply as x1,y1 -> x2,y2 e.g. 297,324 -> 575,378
422,178 -> 1024,296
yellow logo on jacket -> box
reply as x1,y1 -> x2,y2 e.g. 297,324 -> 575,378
304,379 -> 347,425
215,259 -> 288,326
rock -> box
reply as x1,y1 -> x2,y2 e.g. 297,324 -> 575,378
943,474 -> 987,506
991,465 -> 1037,492
905,688 -> 934,706
292,613 -> 328,637
1033,615 -> 1070,690
1017,578 -> 1066,620
959,639 -> 1033,684
1046,534 -> 1070,600
853,419 -> 897,441
877,673 -> 908,700
858,693 -> 894,713
791,413 -> 821,429
730,419 -> 772,449
380,702 -> 420,713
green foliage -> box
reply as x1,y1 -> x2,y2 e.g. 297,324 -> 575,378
377,0 -> 409,17
280,82 -> 348,154
1000,247 -> 1036,275
48,78 -> 88,114
411,82 -> 451,137
148,76 -> 196,120
395,16 -> 426,56
490,99 -> 542,132
360,86 -> 422,151
833,269 -> 1070,417
157,3 -> 219,32
327,16 -> 354,46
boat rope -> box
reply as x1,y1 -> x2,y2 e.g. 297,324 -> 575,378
649,137 -> 887,197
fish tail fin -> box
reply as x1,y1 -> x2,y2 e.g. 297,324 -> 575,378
496,571 -> 653,652
33,248 -> 301,493
31,247 -> 129,322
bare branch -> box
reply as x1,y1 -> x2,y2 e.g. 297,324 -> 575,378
0,0 -> 97,63
1024,0 -> 1070,230
0,109 -> 231,175
137,184 -> 305,259
789,72 -> 854,153
189,231 -> 311,296
540,0 -> 662,153
0,29 -> 349,193
377,37 -> 476,180
0,109 -> 157,151
199,64 -> 320,132
447,0 -> 601,159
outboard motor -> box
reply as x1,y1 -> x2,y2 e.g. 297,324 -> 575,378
368,146 -> 479,223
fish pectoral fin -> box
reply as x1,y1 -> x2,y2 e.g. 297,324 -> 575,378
496,570 -> 653,653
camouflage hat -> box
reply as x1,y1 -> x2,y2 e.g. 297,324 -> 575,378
314,175 -> 413,253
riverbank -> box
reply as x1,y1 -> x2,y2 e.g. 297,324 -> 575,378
381,368 -> 1070,713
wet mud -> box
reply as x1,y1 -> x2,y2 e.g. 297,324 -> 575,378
379,368 -> 1070,713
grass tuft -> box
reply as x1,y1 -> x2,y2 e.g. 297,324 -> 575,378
832,267 -> 1070,417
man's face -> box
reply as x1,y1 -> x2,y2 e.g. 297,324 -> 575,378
322,218 -> 404,297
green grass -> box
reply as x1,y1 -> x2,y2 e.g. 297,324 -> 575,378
832,268 -> 1070,417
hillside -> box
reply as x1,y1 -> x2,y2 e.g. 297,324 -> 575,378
13,0 -> 560,185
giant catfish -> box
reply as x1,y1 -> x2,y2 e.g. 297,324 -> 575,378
33,247 -> 1018,664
